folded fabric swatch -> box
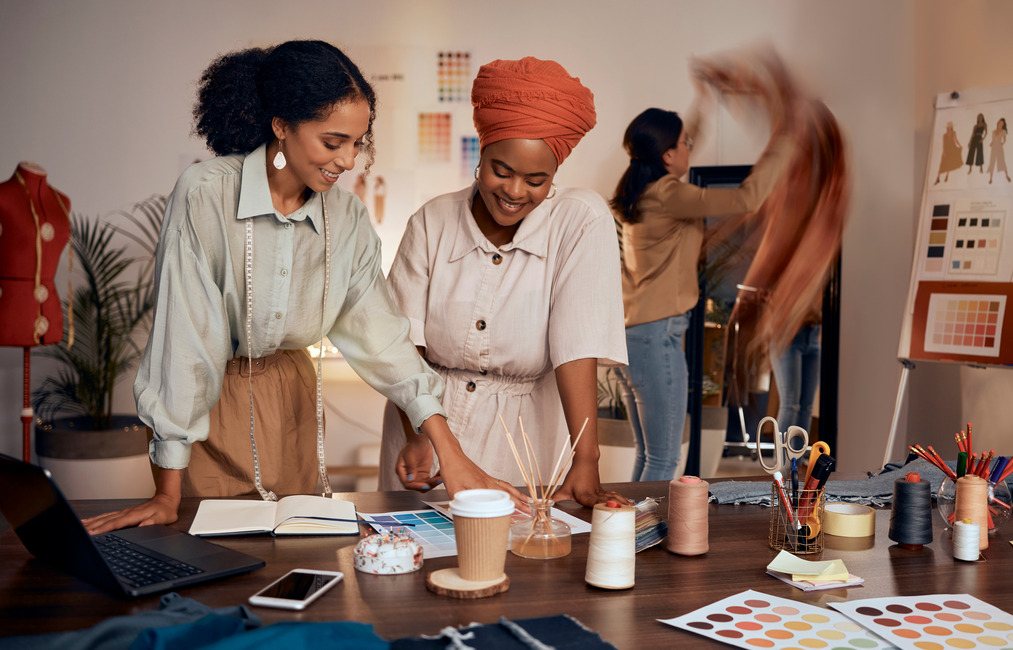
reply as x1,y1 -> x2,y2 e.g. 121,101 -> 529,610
707,457 -> 952,507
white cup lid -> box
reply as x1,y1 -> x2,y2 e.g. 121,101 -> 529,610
449,489 -> 514,518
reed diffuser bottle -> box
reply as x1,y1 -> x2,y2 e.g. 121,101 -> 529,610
510,499 -> 571,559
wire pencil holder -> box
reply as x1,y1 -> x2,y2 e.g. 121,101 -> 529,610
768,484 -> 825,555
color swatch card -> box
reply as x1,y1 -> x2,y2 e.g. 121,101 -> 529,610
924,293 -> 1005,357
661,590 -> 897,649
359,510 -> 458,559
829,594 -> 1013,650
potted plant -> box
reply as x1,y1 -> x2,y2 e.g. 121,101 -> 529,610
30,195 -> 165,498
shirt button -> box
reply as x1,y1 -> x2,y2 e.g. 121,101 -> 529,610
466,381 -> 476,392
479,369 -> 488,376
280,269 -> 288,276
275,312 -> 283,319
285,223 -> 293,229
476,320 -> 486,331
492,253 -> 503,265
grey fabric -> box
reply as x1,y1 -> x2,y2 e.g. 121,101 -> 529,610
707,457 -> 968,507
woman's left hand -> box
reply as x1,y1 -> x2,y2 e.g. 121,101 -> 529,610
395,435 -> 443,492
549,457 -> 632,508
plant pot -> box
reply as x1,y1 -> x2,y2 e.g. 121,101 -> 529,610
35,415 -> 155,499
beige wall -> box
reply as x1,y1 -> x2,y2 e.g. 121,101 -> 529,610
0,0 -> 1001,475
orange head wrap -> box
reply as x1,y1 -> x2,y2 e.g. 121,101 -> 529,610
471,57 -> 596,166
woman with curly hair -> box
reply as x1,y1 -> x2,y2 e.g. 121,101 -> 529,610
85,40 -> 519,535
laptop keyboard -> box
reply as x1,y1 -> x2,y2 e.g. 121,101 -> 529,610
94,533 -> 205,588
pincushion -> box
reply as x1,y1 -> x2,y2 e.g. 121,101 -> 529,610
353,532 -> 423,575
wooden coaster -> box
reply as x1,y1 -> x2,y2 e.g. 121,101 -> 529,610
426,567 -> 510,599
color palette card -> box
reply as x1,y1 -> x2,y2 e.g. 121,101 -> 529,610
830,594 -> 1013,650
661,590 -> 897,649
359,510 -> 458,559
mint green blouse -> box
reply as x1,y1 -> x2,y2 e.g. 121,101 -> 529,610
135,144 -> 445,469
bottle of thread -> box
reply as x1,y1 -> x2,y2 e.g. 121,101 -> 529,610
665,476 -> 709,556
585,501 -> 635,590
954,474 -> 989,550
888,472 -> 933,548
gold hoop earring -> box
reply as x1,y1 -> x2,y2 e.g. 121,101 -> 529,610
546,184 -> 557,200
474,166 -> 480,180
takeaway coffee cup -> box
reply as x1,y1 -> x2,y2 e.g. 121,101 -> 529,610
449,489 -> 514,581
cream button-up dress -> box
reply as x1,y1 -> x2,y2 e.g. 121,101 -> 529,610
378,184 -> 627,488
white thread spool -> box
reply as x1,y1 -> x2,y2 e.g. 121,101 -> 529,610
585,502 -> 635,590
953,519 -> 981,561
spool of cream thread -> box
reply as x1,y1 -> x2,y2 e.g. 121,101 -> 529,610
954,474 -> 989,550
953,519 -> 981,561
585,501 -> 635,590
666,476 -> 709,555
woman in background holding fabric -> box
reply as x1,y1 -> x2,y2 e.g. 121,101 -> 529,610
611,72 -> 792,482
378,57 -> 628,507
85,40 -> 518,535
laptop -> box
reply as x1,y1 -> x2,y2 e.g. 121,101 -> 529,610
0,453 -> 264,597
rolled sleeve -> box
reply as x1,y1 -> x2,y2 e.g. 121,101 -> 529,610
548,191 -> 628,369
134,178 -> 233,469
327,215 -> 446,431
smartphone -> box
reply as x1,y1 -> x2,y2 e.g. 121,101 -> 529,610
248,569 -> 344,610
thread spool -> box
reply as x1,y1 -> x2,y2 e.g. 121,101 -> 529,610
953,519 -> 981,561
666,476 -> 709,556
585,501 -> 635,590
888,472 -> 933,548
954,475 -> 989,550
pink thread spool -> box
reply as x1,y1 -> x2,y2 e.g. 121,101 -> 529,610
666,476 -> 709,556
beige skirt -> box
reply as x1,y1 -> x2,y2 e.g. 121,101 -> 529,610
181,349 -> 320,498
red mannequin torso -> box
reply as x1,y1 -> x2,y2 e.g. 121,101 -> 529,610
0,162 -> 71,346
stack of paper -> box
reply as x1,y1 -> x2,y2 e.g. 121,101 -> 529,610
765,550 -> 864,591
634,498 -> 667,553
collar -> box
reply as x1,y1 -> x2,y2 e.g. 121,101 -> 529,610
236,144 -> 323,234
448,182 -> 552,262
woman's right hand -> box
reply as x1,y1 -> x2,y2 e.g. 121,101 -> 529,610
82,494 -> 180,535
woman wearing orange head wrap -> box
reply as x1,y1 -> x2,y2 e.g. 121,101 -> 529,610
378,58 -> 629,507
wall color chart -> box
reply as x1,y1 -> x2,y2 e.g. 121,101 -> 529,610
437,51 -> 471,103
417,112 -> 452,163
829,594 -> 1013,650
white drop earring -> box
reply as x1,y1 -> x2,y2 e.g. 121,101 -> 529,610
273,141 -> 287,170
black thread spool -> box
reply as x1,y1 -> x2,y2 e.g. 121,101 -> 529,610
889,472 -> 934,548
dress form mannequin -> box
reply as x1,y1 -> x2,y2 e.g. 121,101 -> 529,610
0,162 -> 72,460
0,162 -> 71,346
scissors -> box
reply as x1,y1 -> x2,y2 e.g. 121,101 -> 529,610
755,416 -> 809,477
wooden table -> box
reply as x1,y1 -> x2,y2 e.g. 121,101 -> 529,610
1,482 -> 1011,648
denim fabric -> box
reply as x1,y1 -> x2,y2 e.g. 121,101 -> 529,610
771,324 -> 821,431
616,314 -> 689,481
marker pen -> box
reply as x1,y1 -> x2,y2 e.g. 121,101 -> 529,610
773,471 -> 800,531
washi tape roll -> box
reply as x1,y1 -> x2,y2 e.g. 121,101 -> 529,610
823,503 -> 876,538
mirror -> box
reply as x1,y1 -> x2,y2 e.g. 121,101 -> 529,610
684,165 -> 840,476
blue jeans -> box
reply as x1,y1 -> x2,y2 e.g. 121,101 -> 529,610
616,314 -> 689,482
771,324 -> 821,431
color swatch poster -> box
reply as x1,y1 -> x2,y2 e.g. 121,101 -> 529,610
830,594 -> 1013,650
662,590 -> 898,649
899,84 -> 1013,365
437,51 -> 471,103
